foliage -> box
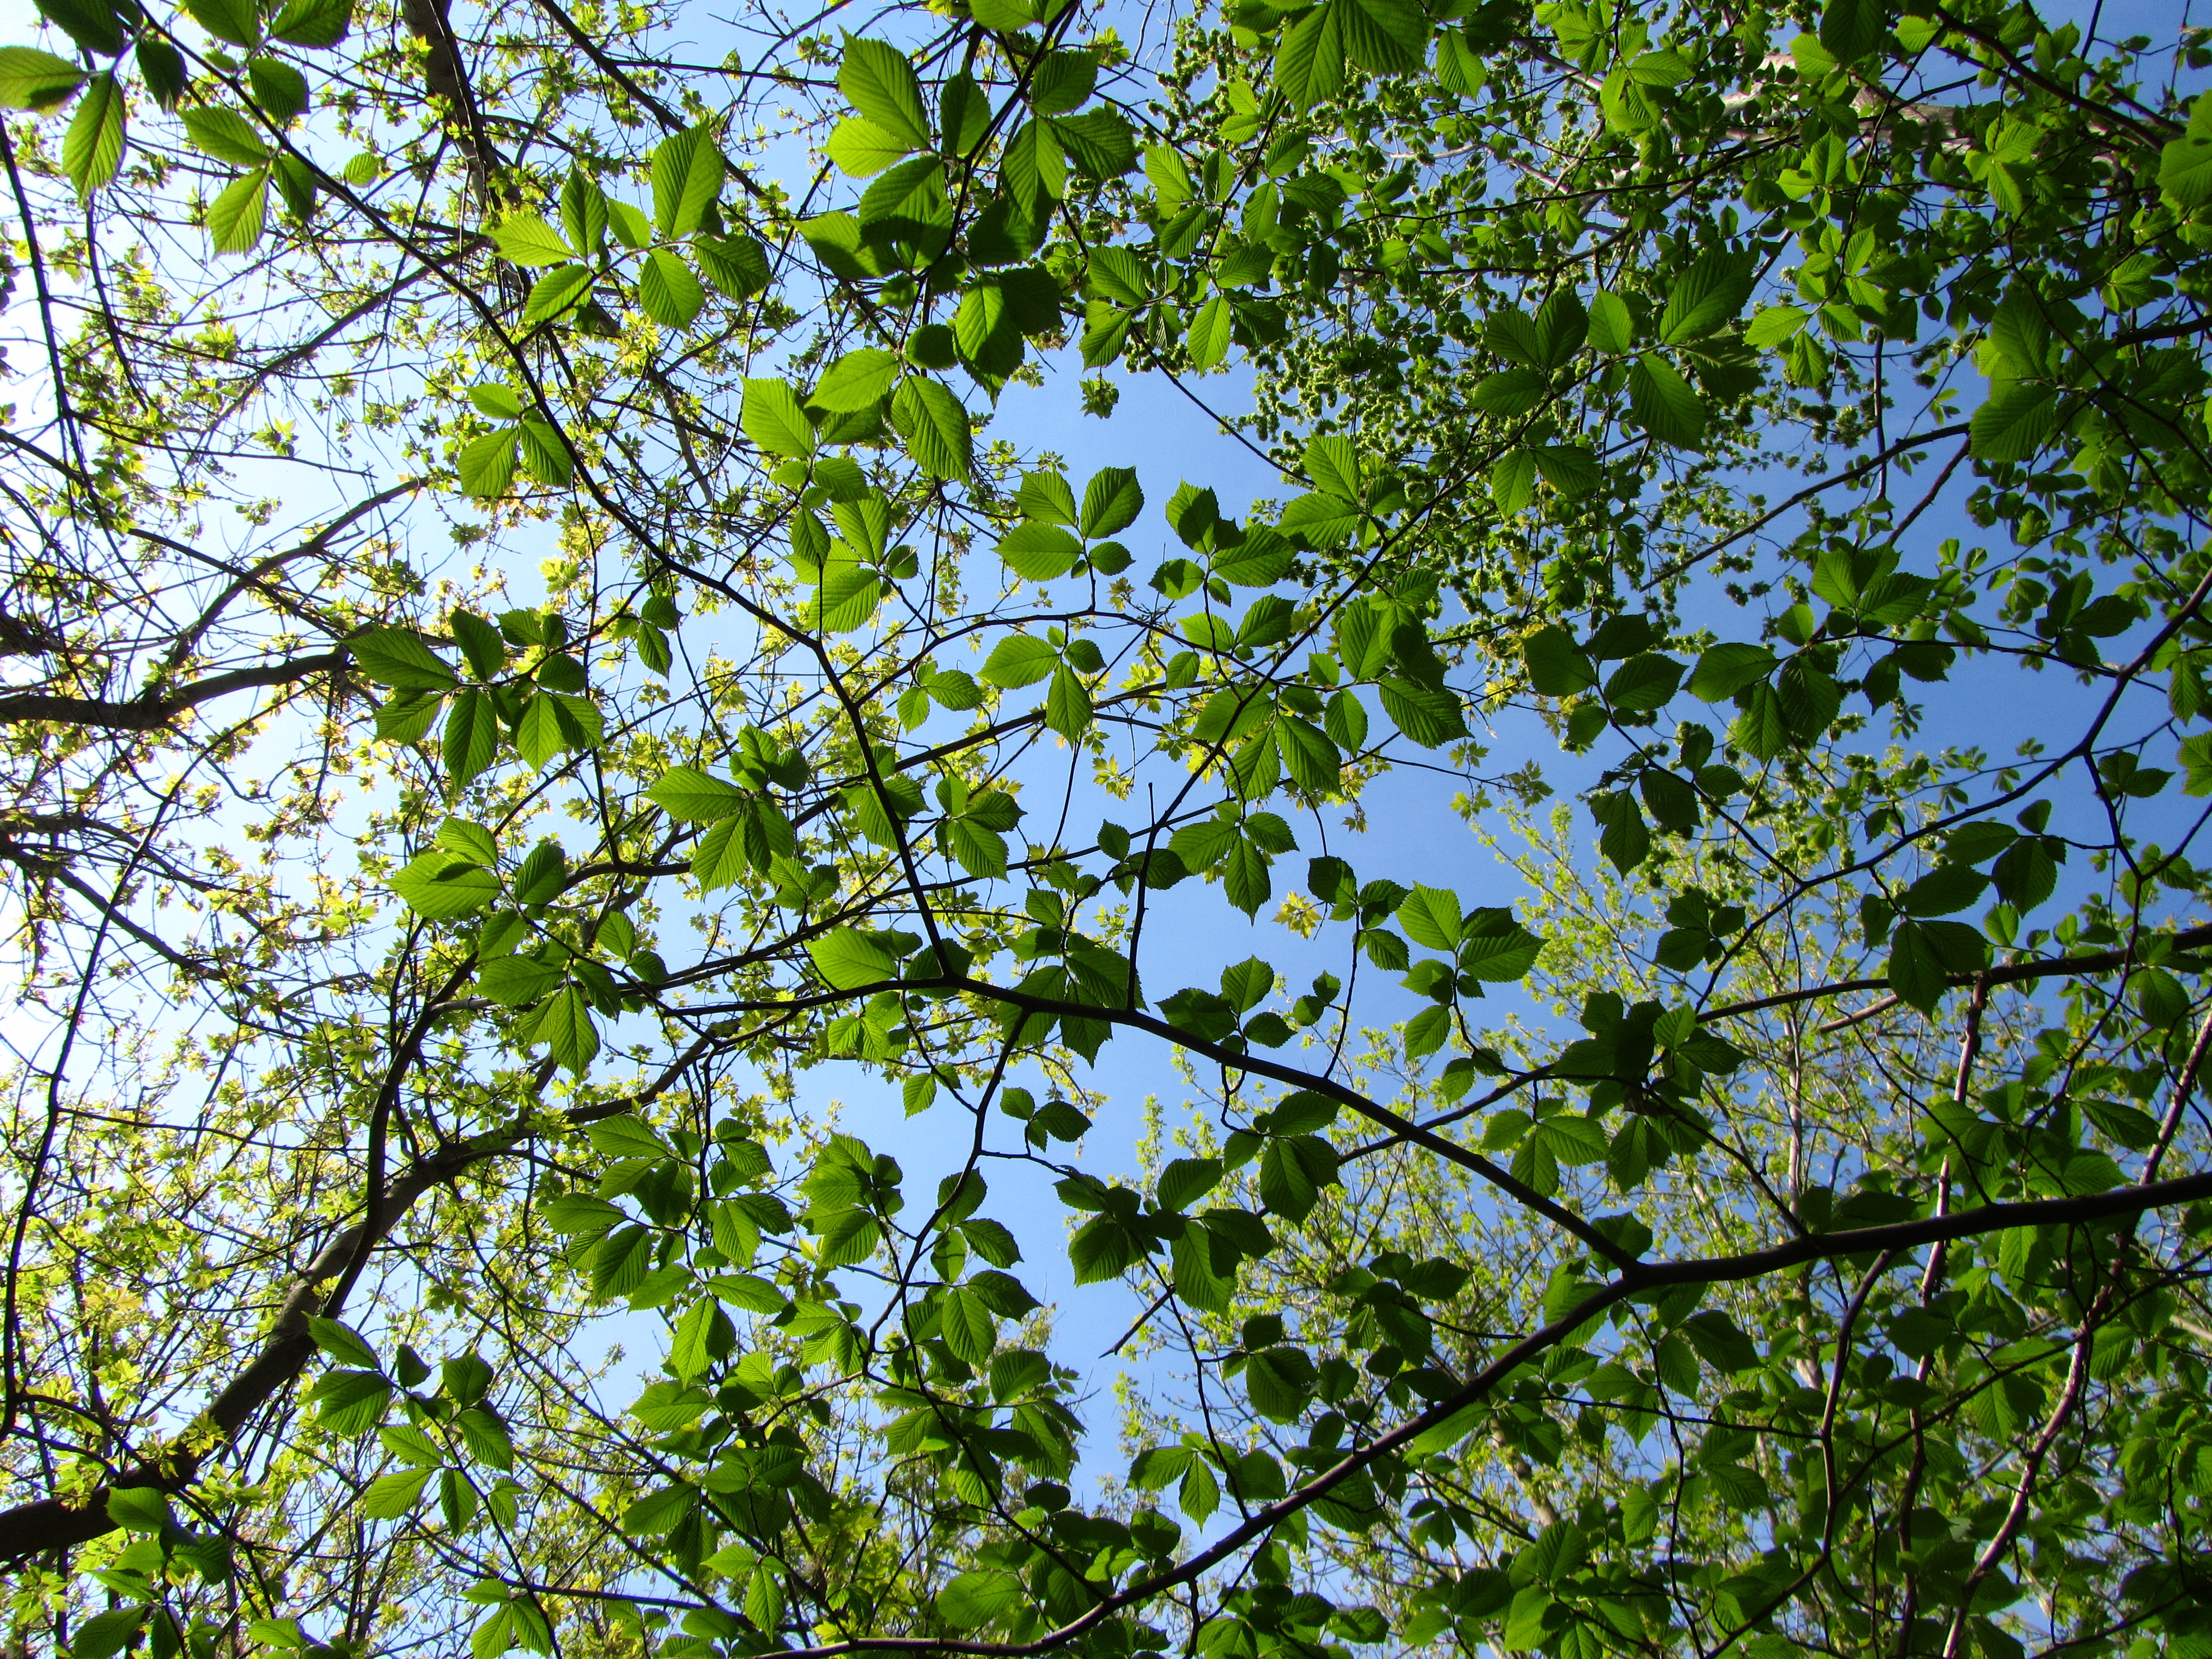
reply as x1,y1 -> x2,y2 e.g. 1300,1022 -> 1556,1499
1,0 -> 2211,1655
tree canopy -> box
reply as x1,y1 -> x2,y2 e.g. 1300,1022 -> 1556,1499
5,0 -> 2212,1654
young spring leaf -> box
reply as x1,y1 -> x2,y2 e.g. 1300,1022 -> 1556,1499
890,377 -> 971,481
490,213 -> 573,266
839,34 -> 930,149
207,168 -> 271,253
0,47 -> 86,110
61,71 -> 123,198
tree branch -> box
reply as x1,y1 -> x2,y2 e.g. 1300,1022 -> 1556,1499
0,651 -> 349,731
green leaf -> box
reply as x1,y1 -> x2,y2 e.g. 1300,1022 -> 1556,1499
1046,665 -> 1093,738
1605,652 -> 1683,712
808,929 -> 896,990
828,115 -> 912,177
72,1610 -> 144,1659
939,1285 -> 997,1363
442,689 -> 498,791
1180,1454 -> 1221,1521
557,169 -> 607,257
183,0 -> 259,45
537,984 -> 600,1074
1746,304 -> 1808,349
1050,108 -> 1136,177
944,817 -> 1008,879
639,248 -> 705,329
1629,355 -> 1707,446
1886,919 -> 1964,1011
812,348 -> 900,412
513,839 -> 567,905
669,1297 -> 727,1380
246,55 -> 308,121
1216,528 -> 1296,585
1591,790 -> 1650,874
270,151 -> 314,219
308,1368 -> 392,1435
937,1569 -> 1025,1631
61,71 -> 124,198
1656,248 -> 1753,344
38,0 -> 122,56
693,235 -> 767,297
490,213 -> 572,266
1277,716 -> 1339,793
137,40 -> 186,108
1188,293 -> 1232,369
742,378 -> 816,459
1243,1343 -> 1317,1419
1157,1156 -> 1223,1211
478,956 -> 561,1006
1259,1137 -> 1337,1222
456,428 -> 519,499
2161,116 -> 2212,209
955,281 -> 1019,373
1688,642 -> 1775,701
1523,625 -> 1597,695
1457,910 -> 1544,980
308,1315 -> 382,1369
105,1485 -> 169,1533
1535,1114 -> 1607,1165
1679,1309 -> 1759,1373
1019,470 -> 1078,523
207,168 -> 270,254
981,633 -> 1057,688
469,383 -> 523,420
999,521 -> 1083,581
1398,885 -> 1462,950
649,766 -> 748,820
1274,4 -> 1344,108
620,1482 -> 698,1537
1491,448 -> 1537,514
269,0 -> 350,47
512,692 -> 598,768
1030,47 -> 1096,114
1587,289 -> 1633,353
857,158 -> 946,234
591,1225 -> 656,1300
650,123 -> 724,237
1069,1214 -> 1145,1282
1819,0 -> 1885,62
374,692 -> 444,744
354,628 -> 458,691
1305,434 -> 1361,501
1533,444 -> 1601,497
1471,367 -> 1549,415
1377,678 -> 1464,746
1732,682 -> 1788,760
523,264 -> 593,325
0,46 -> 84,110
1969,380 -> 2060,463
518,421 -> 571,487
890,377 -> 971,481
840,34 -> 931,148
363,1465 -> 434,1520
1223,837 -> 1272,915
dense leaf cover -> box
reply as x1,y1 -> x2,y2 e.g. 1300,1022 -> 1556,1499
2,0 -> 2212,1653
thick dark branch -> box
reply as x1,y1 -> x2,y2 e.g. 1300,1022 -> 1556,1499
0,1147 -> 470,1561
1702,920 -> 2212,1028
0,651 -> 348,731
705,973 -> 1651,1271
0,1049 -> 712,1561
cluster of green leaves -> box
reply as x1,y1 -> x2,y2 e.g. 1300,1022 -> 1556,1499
9,0 -> 2212,1656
